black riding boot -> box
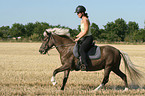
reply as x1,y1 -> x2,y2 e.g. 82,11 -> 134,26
75,56 -> 88,71
80,57 -> 88,71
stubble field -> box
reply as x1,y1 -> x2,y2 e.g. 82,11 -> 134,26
0,43 -> 145,95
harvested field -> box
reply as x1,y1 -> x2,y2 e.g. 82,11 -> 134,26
0,43 -> 145,95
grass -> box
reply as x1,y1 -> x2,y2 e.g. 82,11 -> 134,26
0,43 -> 145,95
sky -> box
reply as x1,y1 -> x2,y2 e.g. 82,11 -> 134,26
0,0 -> 145,29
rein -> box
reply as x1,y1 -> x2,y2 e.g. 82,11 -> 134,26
51,43 -> 74,49
50,33 -> 75,49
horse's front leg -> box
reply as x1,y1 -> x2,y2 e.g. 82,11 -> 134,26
51,64 -> 70,86
61,70 -> 70,90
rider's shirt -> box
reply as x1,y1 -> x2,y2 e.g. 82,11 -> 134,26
80,19 -> 92,37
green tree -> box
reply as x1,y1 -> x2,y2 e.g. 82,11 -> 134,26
127,21 -> 139,34
32,22 -> 49,40
104,22 -> 121,41
137,29 -> 145,42
141,29 -> 145,42
104,18 -> 127,41
0,31 -> 3,37
99,29 -> 107,41
91,23 -> 99,40
9,23 -> 25,37
77,25 -> 81,32
69,29 -> 79,39
24,23 -> 35,37
0,26 -> 10,38
114,18 -> 127,41
125,21 -> 139,42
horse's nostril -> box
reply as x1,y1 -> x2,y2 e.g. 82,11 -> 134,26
39,49 -> 46,54
39,50 -> 43,54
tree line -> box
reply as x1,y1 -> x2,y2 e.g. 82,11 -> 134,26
0,18 -> 145,42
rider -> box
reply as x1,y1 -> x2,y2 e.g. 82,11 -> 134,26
75,5 -> 93,70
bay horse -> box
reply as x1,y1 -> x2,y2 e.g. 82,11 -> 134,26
39,31 -> 143,91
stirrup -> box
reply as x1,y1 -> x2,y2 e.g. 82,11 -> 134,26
80,64 -> 87,71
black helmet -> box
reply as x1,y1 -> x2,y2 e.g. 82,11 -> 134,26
75,5 -> 86,13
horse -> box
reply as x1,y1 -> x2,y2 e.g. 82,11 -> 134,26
39,31 -> 144,91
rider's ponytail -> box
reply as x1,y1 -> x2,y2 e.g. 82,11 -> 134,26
84,13 -> 89,18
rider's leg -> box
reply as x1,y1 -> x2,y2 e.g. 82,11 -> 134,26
79,36 -> 93,70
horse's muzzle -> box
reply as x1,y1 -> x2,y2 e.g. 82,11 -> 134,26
39,49 -> 47,54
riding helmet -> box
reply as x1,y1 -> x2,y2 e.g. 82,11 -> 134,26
75,5 -> 86,13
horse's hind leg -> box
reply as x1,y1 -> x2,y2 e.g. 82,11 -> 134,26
94,67 -> 112,91
112,68 -> 129,90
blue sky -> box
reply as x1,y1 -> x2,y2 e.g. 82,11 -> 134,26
0,0 -> 145,29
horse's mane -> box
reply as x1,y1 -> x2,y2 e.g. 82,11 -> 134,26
44,28 -> 74,42
46,28 -> 70,36
57,34 -> 74,42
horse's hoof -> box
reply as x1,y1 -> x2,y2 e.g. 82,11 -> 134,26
51,76 -> 57,85
55,90 -> 64,93
52,81 -> 57,85
92,88 -> 99,92
123,87 -> 129,92
91,89 -> 98,92
93,84 -> 104,91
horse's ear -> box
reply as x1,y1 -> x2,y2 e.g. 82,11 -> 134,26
43,31 -> 50,36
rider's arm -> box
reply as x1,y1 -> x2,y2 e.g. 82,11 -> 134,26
75,19 -> 89,41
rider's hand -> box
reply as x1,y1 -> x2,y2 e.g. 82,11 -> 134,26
75,38 -> 80,42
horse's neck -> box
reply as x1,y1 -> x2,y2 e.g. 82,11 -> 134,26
53,35 -> 73,45
53,35 -> 74,54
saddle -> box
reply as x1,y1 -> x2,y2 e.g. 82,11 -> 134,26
73,42 -> 101,60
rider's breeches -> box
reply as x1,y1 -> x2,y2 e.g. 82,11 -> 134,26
79,35 -> 93,66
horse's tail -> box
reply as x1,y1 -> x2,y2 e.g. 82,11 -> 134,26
120,50 -> 144,87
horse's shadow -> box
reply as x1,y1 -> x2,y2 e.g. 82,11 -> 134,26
80,84 -> 145,90
105,85 -> 145,90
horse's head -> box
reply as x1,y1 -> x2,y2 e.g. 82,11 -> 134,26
39,31 -> 54,54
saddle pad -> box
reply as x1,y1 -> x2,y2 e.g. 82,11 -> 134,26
73,43 -> 101,60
